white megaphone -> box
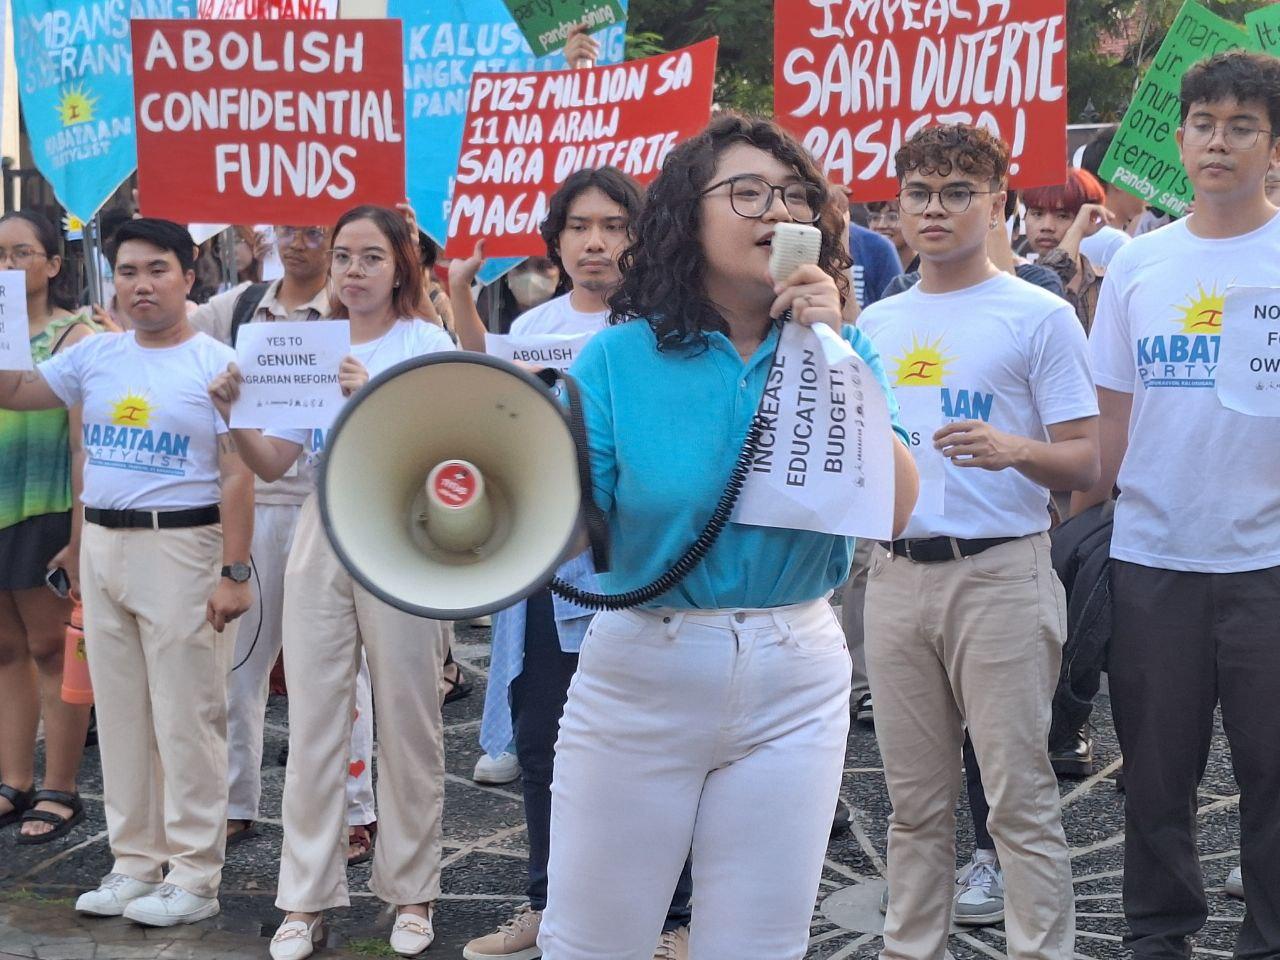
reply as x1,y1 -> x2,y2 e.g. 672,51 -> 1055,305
319,353 -> 586,620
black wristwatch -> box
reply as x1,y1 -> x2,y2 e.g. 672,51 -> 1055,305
221,563 -> 252,584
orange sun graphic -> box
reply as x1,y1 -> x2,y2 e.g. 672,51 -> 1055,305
893,335 -> 954,387
1175,283 -> 1226,334
55,85 -> 98,127
111,392 -> 153,428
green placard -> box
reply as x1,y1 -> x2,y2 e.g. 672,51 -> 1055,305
503,0 -> 628,57
1097,0 -> 1254,217
1247,5 -> 1280,53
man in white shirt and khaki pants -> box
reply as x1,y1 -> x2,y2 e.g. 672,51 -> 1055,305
0,218 -> 254,926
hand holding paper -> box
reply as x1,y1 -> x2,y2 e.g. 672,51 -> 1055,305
934,420 -> 1026,471
229,320 -> 352,429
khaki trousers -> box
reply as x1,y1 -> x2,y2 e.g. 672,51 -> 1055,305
80,521 -> 235,899
275,497 -> 447,913
865,534 -> 1074,960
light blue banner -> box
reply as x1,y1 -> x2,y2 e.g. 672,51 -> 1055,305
13,0 -> 197,222
390,0 -> 627,284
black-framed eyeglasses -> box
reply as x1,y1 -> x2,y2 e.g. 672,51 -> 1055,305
897,185 -> 992,215
701,174 -> 824,223
1181,119 -> 1273,150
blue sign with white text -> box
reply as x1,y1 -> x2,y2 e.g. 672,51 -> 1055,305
389,0 -> 627,283
13,0 -> 197,221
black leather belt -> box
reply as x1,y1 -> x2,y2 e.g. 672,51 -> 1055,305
881,536 -> 1017,563
85,505 -> 221,530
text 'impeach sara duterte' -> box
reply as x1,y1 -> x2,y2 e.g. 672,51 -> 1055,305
131,19 -> 405,224
775,0 -> 1067,199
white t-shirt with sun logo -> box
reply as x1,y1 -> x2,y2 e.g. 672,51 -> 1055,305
861,271 -> 1097,540
39,331 -> 236,510
1090,213 -> 1280,573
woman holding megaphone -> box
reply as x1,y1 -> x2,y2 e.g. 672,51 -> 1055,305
208,205 -> 454,959
535,115 -> 919,959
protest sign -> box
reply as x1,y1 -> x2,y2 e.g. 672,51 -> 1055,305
12,0 -> 196,222
1097,1 -> 1253,217
390,0 -> 627,284
485,331 -> 593,370
131,19 -> 405,225
891,385 -> 945,516
0,272 -> 32,372
774,0 -> 1067,201
445,38 -> 718,259
503,0 -> 626,58
230,320 -> 351,429
1247,5 -> 1280,52
199,0 -> 337,16
734,323 -> 896,541
1215,286 -> 1280,418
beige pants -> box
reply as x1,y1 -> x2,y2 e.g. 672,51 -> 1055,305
80,521 -> 235,899
276,496 -> 447,913
865,534 -> 1073,960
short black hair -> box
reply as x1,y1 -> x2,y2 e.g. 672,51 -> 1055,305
1181,50 -> 1280,135
540,166 -> 643,275
1080,127 -> 1117,178
109,218 -> 196,272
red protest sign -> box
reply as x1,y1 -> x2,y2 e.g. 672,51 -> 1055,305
199,0 -> 336,16
444,38 -> 718,260
774,1 -> 1067,201
132,19 -> 405,225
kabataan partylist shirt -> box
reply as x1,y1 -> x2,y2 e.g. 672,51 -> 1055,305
1090,213 -> 1280,573
859,271 -> 1098,541
39,331 -> 235,510
266,319 -> 454,484
569,320 -> 907,610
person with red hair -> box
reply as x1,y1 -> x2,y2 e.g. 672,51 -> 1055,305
1023,168 -> 1112,332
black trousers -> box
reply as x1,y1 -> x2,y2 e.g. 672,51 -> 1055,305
510,588 -> 693,927
1109,561 -> 1280,960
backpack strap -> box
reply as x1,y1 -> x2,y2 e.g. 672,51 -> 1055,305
230,282 -> 272,347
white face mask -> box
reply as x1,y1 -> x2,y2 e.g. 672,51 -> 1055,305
509,271 -> 557,308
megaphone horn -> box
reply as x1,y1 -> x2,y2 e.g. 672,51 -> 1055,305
319,353 -> 584,620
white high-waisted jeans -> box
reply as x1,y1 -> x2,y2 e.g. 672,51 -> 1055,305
539,599 -> 851,960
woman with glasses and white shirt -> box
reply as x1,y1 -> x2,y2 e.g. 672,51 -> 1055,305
209,205 -> 453,959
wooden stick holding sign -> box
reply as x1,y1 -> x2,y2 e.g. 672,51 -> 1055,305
444,38 -> 718,260
734,323 -> 896,541
131,19 -> 405,224
0,272 -> 32,372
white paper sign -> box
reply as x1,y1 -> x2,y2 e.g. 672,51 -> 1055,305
485,332 -> 594,370
734,323 -> 896,540
0,271 -> 32,371
1216,285 -> 1280,418
892,385 -> 946,516
230,320 -> 350,429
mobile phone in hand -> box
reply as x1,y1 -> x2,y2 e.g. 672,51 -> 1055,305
45,566 -> 71,599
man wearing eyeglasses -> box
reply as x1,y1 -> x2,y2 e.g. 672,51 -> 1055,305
857,123 -> 1099,960
1072,51 -> 1280,960
190,223 -> 375,858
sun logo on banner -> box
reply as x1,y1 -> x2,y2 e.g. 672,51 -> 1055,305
893,335 -> 954,387
111,392 -> 154,428
55,85 -> 98,127
1175,283 -> 1226,334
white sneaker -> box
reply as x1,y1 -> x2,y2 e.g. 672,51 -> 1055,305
270,915 -> 325,960
123,882 -> 220,926
389,908 -> 435,956
1225,866 -> 1244,899
952,855 -> 1004,926
76,873 -> 161,916
473,751 -> 521,785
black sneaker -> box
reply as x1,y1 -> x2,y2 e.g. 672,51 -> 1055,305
853,693 -> 874,726
831,799 -> 852,837
1050,727 -> 1094,778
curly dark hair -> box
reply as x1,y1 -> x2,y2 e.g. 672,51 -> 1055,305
1181,50 -> 1280,134
894,124 -> 1010,186
540,166 -> 643,277
609,113 -> 851,353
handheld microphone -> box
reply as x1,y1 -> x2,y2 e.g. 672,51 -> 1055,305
768,222 -> 823,285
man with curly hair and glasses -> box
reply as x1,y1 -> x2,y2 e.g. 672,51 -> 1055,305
858,124 -> 1100,960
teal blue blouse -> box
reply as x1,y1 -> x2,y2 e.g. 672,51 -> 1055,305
569,320 -> 907,610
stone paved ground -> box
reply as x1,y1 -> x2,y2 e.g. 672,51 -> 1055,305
0,621 -> 1245,959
